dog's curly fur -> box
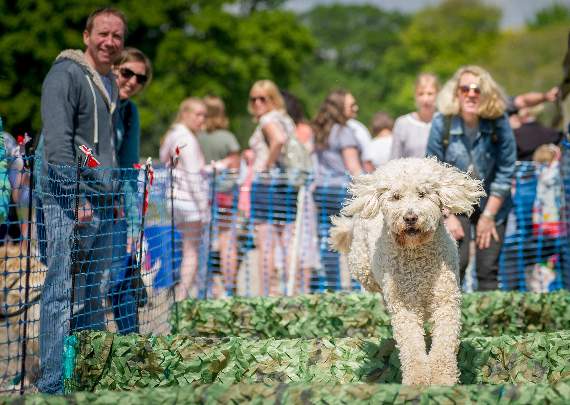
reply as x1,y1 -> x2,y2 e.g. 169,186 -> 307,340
330,158 -> 485,386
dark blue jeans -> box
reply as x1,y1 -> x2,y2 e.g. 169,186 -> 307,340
37,202 -> 113,394
108,218 -> 139,335
313,186 -> 348,292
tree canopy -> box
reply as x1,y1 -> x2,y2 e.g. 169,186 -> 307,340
0,0 -> 314,154
0,0 -> 567,156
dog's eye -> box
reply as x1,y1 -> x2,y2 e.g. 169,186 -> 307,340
418,191 -> 426,198
392,193 -> 401,200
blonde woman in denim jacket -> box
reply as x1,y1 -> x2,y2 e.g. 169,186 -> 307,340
426,65 -> 516,291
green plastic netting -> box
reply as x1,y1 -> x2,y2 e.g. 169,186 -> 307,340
171,291 -> 570,338
64,330 -> 570,392
6,380 -> 570,404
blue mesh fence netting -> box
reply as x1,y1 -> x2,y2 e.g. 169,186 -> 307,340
498,145 -> 570,292
1,154 -> 570,393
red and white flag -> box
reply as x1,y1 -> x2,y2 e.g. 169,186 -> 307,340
78,145 -> 101,168
136,157 -> 154,216
16,132 -> 32,146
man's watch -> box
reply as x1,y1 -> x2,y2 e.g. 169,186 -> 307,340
481,210 -> 496,220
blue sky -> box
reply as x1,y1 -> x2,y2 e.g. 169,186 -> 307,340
285,0 -> 570,28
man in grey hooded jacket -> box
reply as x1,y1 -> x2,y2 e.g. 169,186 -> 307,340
37,7 -> 126,394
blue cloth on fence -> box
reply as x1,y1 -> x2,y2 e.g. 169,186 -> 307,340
313,185 -> 348,292
499,161 -> 567,291
145,225 -> 183,289
250,181 -> 298,223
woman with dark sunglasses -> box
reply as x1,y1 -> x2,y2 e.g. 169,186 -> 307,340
426,65 -> 516,291
108,47 -> 152,334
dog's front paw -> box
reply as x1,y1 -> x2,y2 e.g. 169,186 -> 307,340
401,361 -> 431,386
427,356 -> 459,386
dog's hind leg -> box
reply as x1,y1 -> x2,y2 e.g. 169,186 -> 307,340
427,276 -> 461,385
389,306 -> 430,385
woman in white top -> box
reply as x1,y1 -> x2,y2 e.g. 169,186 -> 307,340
248,79 -> 299,296
390,73 -> 440,159
159,97 -> 208,301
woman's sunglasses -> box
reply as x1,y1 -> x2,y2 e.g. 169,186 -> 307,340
458,83 -> 481,96
249,96 -> 267,104
119,67 -> 148,85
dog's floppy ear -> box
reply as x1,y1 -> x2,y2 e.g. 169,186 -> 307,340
340,173 -> 386,219
434,162 -> 486,216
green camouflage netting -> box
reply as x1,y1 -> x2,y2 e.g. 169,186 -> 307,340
171,291 -> 570,338
64,330 -> 570,392
5,380 -> 570,404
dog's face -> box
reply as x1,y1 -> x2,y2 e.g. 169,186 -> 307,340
380,182 -> 442,247
341,158 -> 486,248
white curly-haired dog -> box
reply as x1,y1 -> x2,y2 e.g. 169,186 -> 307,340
330,157 -> 485,386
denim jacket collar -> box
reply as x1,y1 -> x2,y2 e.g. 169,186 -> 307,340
449,115 -> 495,138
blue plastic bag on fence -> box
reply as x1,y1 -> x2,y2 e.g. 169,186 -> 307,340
145,225 -> 182,289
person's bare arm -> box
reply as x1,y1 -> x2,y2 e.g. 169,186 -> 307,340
514,86 -> 559,109
476,195 -> 503,249
221,151 -> 240,170
261,122 -> 286,170
444,214 -> 464,241
342,147 -> 363,176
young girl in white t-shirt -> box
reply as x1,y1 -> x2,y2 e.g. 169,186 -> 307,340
363,111 -> 394,172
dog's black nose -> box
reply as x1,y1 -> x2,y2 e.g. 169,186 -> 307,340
404,213 -> 418,225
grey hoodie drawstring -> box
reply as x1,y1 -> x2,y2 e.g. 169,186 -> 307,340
85,75 -> 99,152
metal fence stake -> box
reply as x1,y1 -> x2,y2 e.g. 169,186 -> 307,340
205,167 -> 218,300
136,162 -> 150,312
70,157 -> 82,331
169,158 -> 179,331
19,152 -> 34,395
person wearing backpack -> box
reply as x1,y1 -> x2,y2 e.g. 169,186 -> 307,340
247,79 -> 311,296
426,65 -> 516,291
312,90 -> 364,291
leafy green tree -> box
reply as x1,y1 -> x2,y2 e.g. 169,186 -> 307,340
527,4 -> 570,30
296,0 -> 501,127
0,0 -> 221,136
0,0 -> 106,135
138,7 -> 314,154
0,0 -> 314,155
295,4 -> 410,127
399,0 -> 500,78
484,24 -> 567,96
237,0 -> 288,14
301,4 -> 408,75
370,0 -> 501,118
483,23 -> 567,127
